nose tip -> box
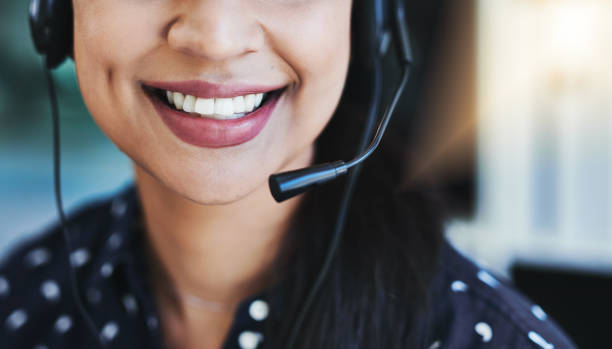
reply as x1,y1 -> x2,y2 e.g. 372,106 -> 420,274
167,4 -> 263,62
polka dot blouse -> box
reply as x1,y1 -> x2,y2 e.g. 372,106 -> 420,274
0,184 -> 577,348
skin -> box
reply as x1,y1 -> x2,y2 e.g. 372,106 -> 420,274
72,0 -> 352,348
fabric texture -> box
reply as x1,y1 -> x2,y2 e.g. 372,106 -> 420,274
0,184 -> 577,349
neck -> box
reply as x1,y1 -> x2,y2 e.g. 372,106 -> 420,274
134,151 -> 311,314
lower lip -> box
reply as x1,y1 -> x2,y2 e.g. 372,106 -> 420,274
146,89 -> 281,148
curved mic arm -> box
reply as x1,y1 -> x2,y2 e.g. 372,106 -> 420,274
268,66 -> 411,203
344,66 -> 410,169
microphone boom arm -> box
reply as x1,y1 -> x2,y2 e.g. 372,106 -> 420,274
268,66 -> 411,203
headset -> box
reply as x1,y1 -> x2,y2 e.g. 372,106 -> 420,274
28,0 -> 414,348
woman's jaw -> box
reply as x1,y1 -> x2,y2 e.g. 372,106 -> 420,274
130,82 -> 308,205
72,0 -> 352,205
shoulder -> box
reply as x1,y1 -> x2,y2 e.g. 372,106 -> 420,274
0,192 -> 114,290
425,241 -> 578,349
0,188 -> 126,347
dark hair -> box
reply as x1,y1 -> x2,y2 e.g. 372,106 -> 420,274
265,1 -> 448,348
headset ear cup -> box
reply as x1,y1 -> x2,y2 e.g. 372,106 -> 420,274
29,0 -> 73,69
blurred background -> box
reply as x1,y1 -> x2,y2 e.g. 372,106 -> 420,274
1,0 -> 610,347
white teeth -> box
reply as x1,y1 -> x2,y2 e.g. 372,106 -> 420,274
215,98 -> 234,116
244,94 -> 255,112
194,97 -> 214,115
182,95 -> 196,113
233,96 -> 246,114
163,90 -> 270,119
173,92 -> 185,110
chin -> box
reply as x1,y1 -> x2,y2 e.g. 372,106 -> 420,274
134,156 -> 269,206
177,181 -> 263,206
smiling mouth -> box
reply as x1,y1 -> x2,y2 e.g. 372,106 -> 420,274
143,86 -> 285,120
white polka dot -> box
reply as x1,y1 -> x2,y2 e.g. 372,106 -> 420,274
25,247 -> 51,268
249,300 -> 269,321
87,287 -> 102,304
147,316 -> 158,330
5,309 -> 28,330
54,314 -> 72,333
100,322 -> 119,342
41,280 -> 61,302
238,331 -> 263,349
531,305 -> 548,321
70,248 -> 90,268
100,262 -> 114,278
107,233 -> 123,249
428,340 -> 441,349
122,294 -> 139,315
451,280 -> 468,292
0,276 -> 10,296
528,331 -> 554,349
111,198 -> 127,216
474,322 -> 493,342
477,270 -> 499,288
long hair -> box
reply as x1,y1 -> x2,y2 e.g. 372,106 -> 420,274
265,1 -> 448,348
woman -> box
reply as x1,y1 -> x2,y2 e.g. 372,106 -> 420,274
1,0 -> 576,348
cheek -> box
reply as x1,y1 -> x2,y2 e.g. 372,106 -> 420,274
69,0 -> 352,204
270,3 -> 352,147
74,1 -> 159,66
283,4 -> 352,85
72,2 -> 161,148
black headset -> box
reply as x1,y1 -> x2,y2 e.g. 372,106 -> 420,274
29,0 -> 73,69
28,0 -> 414,348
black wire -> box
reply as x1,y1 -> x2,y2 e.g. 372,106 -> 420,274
284,58 -> 384,349
44,63 -> 108,349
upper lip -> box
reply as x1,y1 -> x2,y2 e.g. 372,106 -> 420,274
141,80 -> 286,99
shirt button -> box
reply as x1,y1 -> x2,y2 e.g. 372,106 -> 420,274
238,331 -> 263,349
248,300 -> 269,321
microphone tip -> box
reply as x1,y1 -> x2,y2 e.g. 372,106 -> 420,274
269,161 -> 347,203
